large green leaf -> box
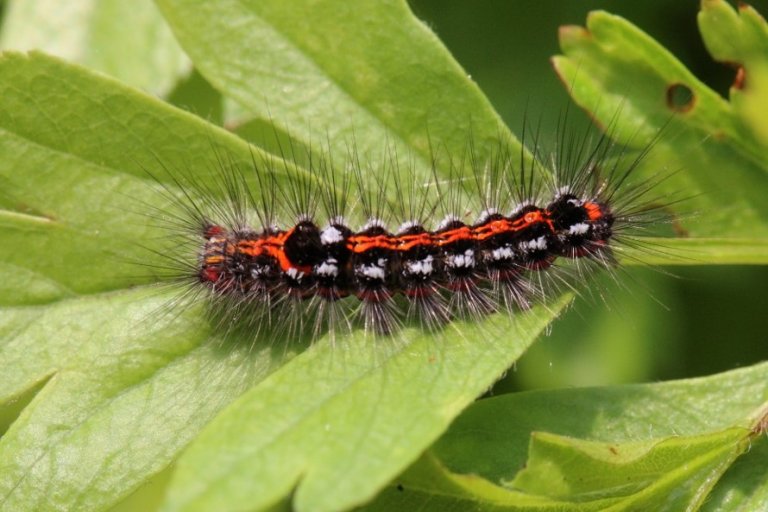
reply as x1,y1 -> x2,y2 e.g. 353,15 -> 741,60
153,0 -> 518,172
160,301 -> 566,512
0,0 -> 190,96
0,290 -> 283,512
361,428 -> 751,511
0,52 -> 265,301
362,362 -> 768,510
0,52 -> 290,512
0,5 -> 565,508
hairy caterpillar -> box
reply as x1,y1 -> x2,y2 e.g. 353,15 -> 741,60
145,119 -> 669,341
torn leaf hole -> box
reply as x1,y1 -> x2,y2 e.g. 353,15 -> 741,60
666,83 -> 695,113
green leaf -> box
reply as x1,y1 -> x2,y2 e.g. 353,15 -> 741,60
552,4 -> 768,254
154,0 -> 517,171
362,429 -> 751,511
0,52 -> 292,511
618,237 -> 768,265
433,361 -> 768,481
702,433 -> 768,511
359,453 -> 558,511
0,52 -> 265,300
362,362 -> 768,511
156,298 -> 566,512
698,0 -> 768,146
509,428 -> 747,510
0,18 -> 564,512
0,0 -> 190,96
0,290 -> 285,512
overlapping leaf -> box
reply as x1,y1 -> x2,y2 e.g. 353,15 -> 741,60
362,362 -> 768,511
153,0 -> 518,174
0,0 -> 189,96
552,1 -> 768,248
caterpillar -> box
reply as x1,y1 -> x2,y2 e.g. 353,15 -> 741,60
147,120 -> 669,341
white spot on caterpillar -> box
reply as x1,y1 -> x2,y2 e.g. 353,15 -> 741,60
406,255 -> 434,275
357,264 -> 386,281
447,249 -> 475,269
250,265 -> 270,278
491,246 -> 515,261
321,225 -> 344,245
315,258 -> 339,277
509,200 -> 533,216
286,267 -> 304,280
297,212 -> 313,223
568,222 -> 590,235
521,236 -> 547,252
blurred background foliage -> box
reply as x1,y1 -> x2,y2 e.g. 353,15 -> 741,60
408,0 -> 768,390
1,0 -> 766,390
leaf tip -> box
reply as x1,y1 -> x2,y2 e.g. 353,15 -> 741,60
700,0 -> 723,9
585,9 -> 621,29
558,24 -> 590,49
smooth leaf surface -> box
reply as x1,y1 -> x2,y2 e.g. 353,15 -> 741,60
361,453 -> 549,512
617,237 -> 768,265
0,52 -> 293,511
0,40 -> 566,512
702,436 -> 768,511
0,291 -> 281,512
552,3 -> 768,248
508,428 -> 747,510
432,361 -> 768,482
363,428 -> 752,511
0,52 -> 270,300
154,0 -> 517,173
161,298 -> 569,512
0,0 -> 190,96
362,362 -> 768,511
